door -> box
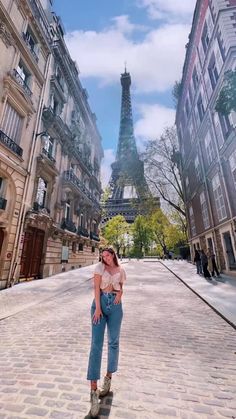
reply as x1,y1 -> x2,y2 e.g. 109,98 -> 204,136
223,232 -> 236,270
20,228 -> 45,278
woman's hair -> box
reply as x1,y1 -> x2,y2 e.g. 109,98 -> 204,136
101,247 -> 119,266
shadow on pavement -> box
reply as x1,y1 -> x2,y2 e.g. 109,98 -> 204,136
84,391 -> 114,418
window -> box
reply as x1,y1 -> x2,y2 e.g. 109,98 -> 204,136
229,149 -> 236,188
44,136 -> 55,157
219,114 -> 231,139
56,66 -> 64,91
194,155 -> 201,181
204,131 -> 215,166
80,213 -> 84,227
197,94 -> 204,121
192,67 -> 199,91
208,53 -> 218,88
200,192 -> 210,229
72,242 -> 76,253
78,243 -> 83,252
201,23 -> 210,53
17,61 -> 31,86
189,206 -> 196,236
1,102 -> 23,144
65,200 -> 71,221
185,176 -> 190,196
212,174 -> 227,221
36,178 -> 47,207
23,27 -> 38,60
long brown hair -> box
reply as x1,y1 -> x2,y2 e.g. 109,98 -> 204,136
101,247 -> 119,266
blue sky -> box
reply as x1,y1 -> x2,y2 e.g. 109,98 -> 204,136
53,0 -> 196,186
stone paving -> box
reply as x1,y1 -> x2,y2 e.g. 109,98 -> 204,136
0,261 -> 236,418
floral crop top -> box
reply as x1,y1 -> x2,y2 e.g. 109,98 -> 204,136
94,262 -> 126,291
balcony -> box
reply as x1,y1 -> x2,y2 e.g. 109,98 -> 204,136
0,197 -> 7,210
33,201 -> 50,214
61,218 -> 76,233
22,32 -> 39,62
63,170 -> 101,211
42,148 -> 56,164
42,107 -> 71,138
0,130 -> 23,157
77,226 -> 89,238
90,231 -> 100,242
11,69 -> 32,97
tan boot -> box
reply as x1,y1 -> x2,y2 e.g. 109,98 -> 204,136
90,389 -> 100,417
99,376 -> 111,397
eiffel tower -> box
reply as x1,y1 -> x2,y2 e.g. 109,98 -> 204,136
102,69 -> 159,224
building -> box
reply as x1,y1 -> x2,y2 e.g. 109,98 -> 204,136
0,0 -> 103,289
102,70 -> 159,224
176,0 -> 236,273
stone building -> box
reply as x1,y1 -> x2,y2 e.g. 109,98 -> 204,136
0,0 -> 103,289
176,0 -> 236,273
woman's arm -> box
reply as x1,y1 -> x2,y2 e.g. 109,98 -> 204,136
93,274 -> 103,324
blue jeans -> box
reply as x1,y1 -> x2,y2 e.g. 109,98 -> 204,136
87,292 -> 123,381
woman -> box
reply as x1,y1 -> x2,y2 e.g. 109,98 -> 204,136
87,247 -> 126,417
194,249 -> 202,274
200,249 -> 211,279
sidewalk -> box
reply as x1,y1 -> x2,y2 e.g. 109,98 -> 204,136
158,259 -> 236,329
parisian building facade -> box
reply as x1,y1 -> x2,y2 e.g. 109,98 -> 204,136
0,0 -> 103,289
176,0 -> 236,273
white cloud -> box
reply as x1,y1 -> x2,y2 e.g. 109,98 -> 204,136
101,149 -> 116,188
65,17 -> 190,93
138,0 -> 196,22
135,103 -> 176,142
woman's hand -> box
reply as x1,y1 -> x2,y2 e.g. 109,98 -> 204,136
114,290 -> 123,305
93,308 -> 103,324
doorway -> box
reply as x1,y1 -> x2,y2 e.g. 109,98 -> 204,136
20,228 -> 45,278
223,231 -> 236,270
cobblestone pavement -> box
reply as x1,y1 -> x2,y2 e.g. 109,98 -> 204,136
0,261 -> 236,419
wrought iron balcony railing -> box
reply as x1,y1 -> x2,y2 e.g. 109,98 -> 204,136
22,33 -> 39,62
42,148 -> 56,163
77,226 -> 89,237
63,170 -> 101,210
90,231 -> 100,242
33,201 -> 50,214
0,130 -> 23,157
11,69 -> 32,97
61,218 -> 77,233
0,197 -> 7,210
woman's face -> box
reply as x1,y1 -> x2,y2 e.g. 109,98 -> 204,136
102,250 -> 114,266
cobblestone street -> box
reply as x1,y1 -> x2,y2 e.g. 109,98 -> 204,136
0,261 -> 236,418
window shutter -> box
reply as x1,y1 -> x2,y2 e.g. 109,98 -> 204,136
214,39 -> 223,74
213,112 -> 224,148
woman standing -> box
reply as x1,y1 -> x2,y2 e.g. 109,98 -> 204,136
87,247 -> 126,417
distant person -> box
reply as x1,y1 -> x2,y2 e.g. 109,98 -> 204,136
194,249 -> 202,274
200,250 -> 211,279
207,248 -> 220,277
87,247 -> 126,417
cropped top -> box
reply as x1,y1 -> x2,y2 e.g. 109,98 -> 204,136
94,262 -> 126,291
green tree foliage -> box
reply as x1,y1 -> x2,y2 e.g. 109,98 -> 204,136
132,215 -> 152,257
102,215 -> 129,256
215,70 -> 236,115
172,80 -> 182,108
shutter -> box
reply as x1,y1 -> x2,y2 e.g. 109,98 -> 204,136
206,7 -> 214,38
204,69 -> 213,100
213,112 -> 224,148
229,111 -> 236,127
214,39 -> 223,74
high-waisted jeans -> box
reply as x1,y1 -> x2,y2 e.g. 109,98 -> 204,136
87,292 -> 123,381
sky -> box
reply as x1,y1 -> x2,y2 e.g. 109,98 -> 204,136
53,0 -> 196,186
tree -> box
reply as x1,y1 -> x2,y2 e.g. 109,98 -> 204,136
150,209 -> 169,254
102,215 -> 129,257
172,80 -> 182,108
132,215 -> 152,257
142,126 -> 186,218
215,70 -> 236,115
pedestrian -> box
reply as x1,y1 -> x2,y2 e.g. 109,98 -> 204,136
87,247 -> 126,417
200,249 -> 211,279
194,249 -> 202,274
207,248 -> 220,277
